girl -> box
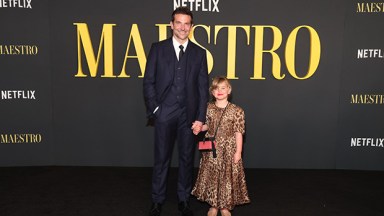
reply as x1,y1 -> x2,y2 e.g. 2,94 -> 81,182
192,76 -> 250,216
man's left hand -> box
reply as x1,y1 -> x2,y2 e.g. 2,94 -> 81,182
191,121 -> 203,135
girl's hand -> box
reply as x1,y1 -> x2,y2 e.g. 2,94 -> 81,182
233,152 -> 242,164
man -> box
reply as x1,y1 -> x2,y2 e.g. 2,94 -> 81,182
143,6 -> 209,216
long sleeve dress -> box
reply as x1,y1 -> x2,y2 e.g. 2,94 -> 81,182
192,102 -> 250,210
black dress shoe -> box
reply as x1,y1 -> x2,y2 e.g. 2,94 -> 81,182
178,201 -> 193,216
149,203 -> 162,216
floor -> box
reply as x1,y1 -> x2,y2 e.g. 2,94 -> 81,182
1,167 -> 384,216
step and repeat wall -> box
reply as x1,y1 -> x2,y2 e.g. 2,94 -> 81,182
1,0 -> 383,170
336,1 -> 384,170
0,0 -> 53,165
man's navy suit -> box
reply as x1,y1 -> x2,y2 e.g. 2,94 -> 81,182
143,37 -> 209,204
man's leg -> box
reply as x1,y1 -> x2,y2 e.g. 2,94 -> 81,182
152,117 -> 177,203
176,108 -> 195,216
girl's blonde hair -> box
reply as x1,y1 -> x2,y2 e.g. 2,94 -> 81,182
209,76 -> 232,101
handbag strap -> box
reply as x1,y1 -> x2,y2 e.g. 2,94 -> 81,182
212,102 -> 229,139
209,102 -> 229,158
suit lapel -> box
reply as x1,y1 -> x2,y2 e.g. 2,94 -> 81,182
165,38 -> 176,77
158,39 -> 176,103
185,42 -> 195,81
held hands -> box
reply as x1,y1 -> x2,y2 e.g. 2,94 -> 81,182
191,121 -> 203,135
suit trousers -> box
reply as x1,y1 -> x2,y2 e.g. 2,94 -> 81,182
152,104 -> 195,204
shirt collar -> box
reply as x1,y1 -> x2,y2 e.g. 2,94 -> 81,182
172,37 -> 189,51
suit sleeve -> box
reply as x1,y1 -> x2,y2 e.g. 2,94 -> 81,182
143,43 -> 159,117
196,50 -> 209,123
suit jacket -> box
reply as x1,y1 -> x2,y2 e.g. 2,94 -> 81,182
143,37 -> 209,124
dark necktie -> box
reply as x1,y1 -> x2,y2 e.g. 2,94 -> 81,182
179,45 -> 184,61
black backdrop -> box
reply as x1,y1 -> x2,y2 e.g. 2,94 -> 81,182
1,0 -> 383,170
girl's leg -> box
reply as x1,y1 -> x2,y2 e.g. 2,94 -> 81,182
220,208 -> 231,216
207,207 -> 218,216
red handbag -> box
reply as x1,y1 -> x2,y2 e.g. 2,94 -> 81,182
198,137 -> 216,150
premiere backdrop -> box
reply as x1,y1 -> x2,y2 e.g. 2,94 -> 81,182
1,0 -> 383,170
0,0 -> 52,166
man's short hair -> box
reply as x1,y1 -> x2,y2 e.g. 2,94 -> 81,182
171,6 -> 194,24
